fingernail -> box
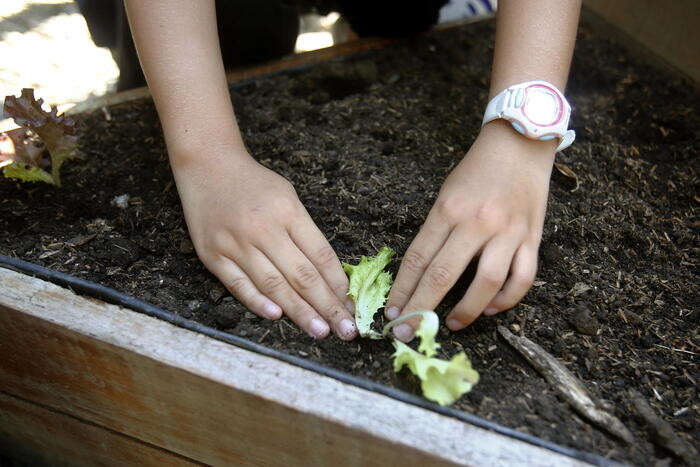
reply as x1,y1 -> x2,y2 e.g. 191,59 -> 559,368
345,299 -> 355,314
385,306 -> 400,320
263,301 -> 282,319
483,307 -> 499,316
309,318 -> 329,338
393,323 -> 414,342
338,319 -> 357,340
446,318 -> 464,331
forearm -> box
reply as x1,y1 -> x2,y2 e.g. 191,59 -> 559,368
489,0 -> 581,98
123,0 -> 247,167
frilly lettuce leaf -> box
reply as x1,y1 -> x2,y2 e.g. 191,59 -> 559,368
2,88 -> 80,186
386,310 -> 479,406
0,128 -> 53,183
342,246 -> 394,338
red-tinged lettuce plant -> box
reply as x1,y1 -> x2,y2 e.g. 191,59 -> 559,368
1,88 -> 80,186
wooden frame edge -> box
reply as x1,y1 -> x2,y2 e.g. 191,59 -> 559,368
0,268 -> 587,466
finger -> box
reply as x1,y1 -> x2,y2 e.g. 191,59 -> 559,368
393,226 -> 484,342
241,248 -> 332,339
483,245 -> 537,315
446,235 -> 521,330
259,236 -> 357,341
213,256 -> 282,320
288,214 -> 352,311
385,213 -> 451,320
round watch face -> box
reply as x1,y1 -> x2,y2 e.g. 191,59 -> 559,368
521,84 -> 563,127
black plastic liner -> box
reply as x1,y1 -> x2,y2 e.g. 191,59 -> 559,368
0,254 -> 618,465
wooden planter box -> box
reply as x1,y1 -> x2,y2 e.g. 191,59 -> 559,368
0,264 -> 594,466
3,8 -> 693,463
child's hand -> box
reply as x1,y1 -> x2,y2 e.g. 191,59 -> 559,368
172,150 -> 358,341
385,120 -> 556,340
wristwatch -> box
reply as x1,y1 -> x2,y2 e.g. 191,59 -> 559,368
482,80 -> 575,152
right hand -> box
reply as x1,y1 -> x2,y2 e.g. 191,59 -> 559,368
172,149 -> 357,341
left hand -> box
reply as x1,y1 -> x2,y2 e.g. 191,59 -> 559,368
385,119 -> 557,341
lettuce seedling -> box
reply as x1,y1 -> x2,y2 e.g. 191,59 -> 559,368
384,310 -> 480,406
342,246 -> 394,338
343,248 -> 479,405
1,88 -> 80,186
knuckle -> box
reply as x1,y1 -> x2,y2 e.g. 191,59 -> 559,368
529,231 -> 544,246
388,284 -> 410,302
315,245 -> 337,267
275,195 -> 301,219
435,196 -> 467,223
334,280 -> 350,298
427,265 -> 453,289
225,276 -> 250,295
320,303 -> 343,320
515,268 -> 536,289
480,269 -> 504,288
292,264 -> 320,290
474,202 -> 507,230
510,216 -> 529,237
207,230 -> 231,252
260,273 -> 286,293
402,250 -> 427,273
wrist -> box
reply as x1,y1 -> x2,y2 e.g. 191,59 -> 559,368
478,119 -> 557,164
167,132 -> 253,173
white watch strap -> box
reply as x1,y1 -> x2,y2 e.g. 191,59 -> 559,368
557,130 -> 576,152
482,90 -> 506,126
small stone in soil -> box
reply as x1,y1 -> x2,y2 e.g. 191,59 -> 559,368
179,238 -> 194,254
541,244 -> 564,265
213,303 -> 240,329
209,284 -> 226,303
569,305 -> 600,335
537,327 -> 555,339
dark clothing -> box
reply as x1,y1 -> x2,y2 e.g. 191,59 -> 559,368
77,0 -> 448,91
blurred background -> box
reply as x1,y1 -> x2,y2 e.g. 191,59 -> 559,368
0,1 -> 119,119
0,0 -> 497,122
1,0 -> 696,127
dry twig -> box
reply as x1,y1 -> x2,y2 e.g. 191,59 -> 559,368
498,326 -> 634,444
627,389 -> 698,465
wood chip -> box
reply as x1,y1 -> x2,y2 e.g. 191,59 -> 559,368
66,234 -> 96,247
554,162 -> 580,191
498,326 -> 634,444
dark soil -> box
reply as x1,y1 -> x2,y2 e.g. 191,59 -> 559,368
2,19 -> 698,465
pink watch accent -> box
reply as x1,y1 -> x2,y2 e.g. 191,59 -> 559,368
482,80 -> 575,152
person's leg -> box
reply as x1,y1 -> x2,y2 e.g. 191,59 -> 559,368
78,1 -> 300,92
338,0 -> 449,37
76,0 -> 143,90
216,0 -> 299,68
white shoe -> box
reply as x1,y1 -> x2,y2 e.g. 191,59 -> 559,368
438,0 -> 497,24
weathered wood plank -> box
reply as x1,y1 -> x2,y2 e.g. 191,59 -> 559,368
0,391 -> 198,466
0,268 -> 588,466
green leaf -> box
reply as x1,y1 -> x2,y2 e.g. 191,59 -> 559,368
342,246 -> 394,338
387,310 -> 479,406
3,161 -> 54,184
393,340 -> 479,406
